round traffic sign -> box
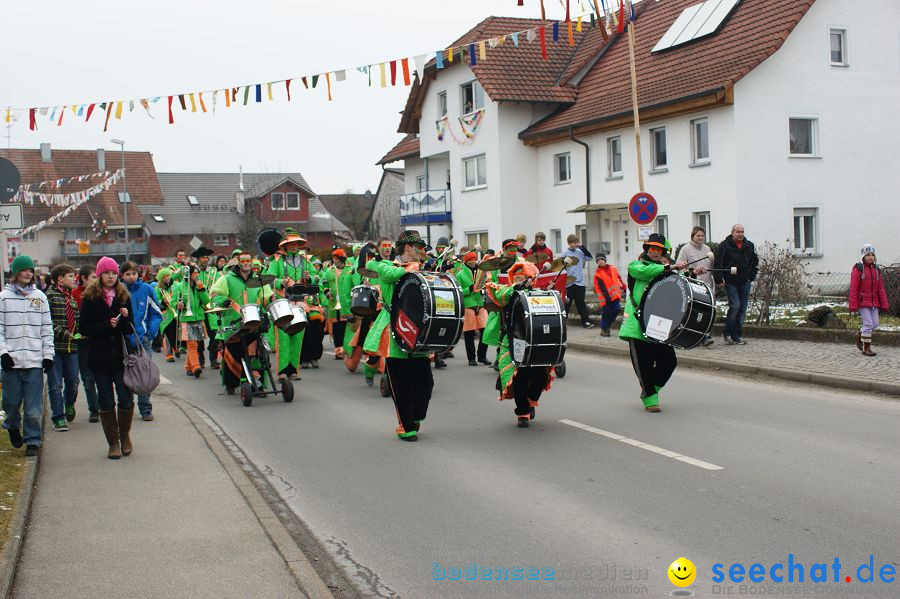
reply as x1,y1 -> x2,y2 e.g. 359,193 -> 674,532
0,158 -> 20,203
628,192 -> 658,225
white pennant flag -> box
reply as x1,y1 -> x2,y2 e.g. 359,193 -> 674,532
335,70 -> 347,82
413,54 -> 427,81
527,29 -> 537,42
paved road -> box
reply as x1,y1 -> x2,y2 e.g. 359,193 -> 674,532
158,345 -> 900,598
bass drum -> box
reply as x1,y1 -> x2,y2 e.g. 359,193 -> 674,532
638,274 -> 715,349
390,271 -> 464,353
507,290 -> 567,367
350,285 -> 378,317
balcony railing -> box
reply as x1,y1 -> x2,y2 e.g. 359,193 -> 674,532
61,240 -> 150,257
399,189 -> 452,225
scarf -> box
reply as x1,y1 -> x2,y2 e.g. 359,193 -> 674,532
6,282 -> 35,296
102,286 -> 116,307
56,285 -> 76,332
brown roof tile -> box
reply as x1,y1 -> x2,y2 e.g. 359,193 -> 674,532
377,133 -> 420,165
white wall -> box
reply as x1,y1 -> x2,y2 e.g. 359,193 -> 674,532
13,228 -> 64,270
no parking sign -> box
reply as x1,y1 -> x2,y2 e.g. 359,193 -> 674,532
628,192 -> 658,225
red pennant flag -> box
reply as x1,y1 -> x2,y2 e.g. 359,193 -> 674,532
618,0 -> 625,33
85,103 -> 96,122
168,96 -> 174,124
566,0 -> 570,21
568,19 -> 575,46
57,106 -> 65,126
518,0 -> 523,4
539,26 -> 548,60
29,108 -> 36,131
286,79 -> 292,101
390,61 -> 397,86
401,58 -> 411,86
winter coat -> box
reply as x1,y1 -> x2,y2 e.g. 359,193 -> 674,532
593,265 -> 625,307
526,243 -> 554,261
713,235 -> 759,287
0,285 -> 54,369
78,284 -> 135,373
619,256 -> 667,342
849,262 -> 889,311
675,242 -> 715,290
46,284 -> 80,353
124,279 -> 162,342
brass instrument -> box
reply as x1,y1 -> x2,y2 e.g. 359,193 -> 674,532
181,265 -> 194,318
334,269 -> 342,312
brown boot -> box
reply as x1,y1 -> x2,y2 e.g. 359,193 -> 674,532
862,342 -> 877,357
99,410 -> 121,460
855,332 -> 863,351
117,405 -> 135,456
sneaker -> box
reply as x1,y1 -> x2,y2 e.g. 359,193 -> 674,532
645,405 -> 662,413
289,373 -> 302,381
446,351 -> 455,359
193,368 -> 203,378
583,322 -> 595,329
434,359 -> 447,369
142,413 -> 155,422
226,387 -> 236,395
478,358 -> 492,366
311,360 -> 319,369
365,376 -> 374,387
702,337 -> 715,347
724,338 -> 735,345
7,428 -> 23,449
733,338 -> 747,345
65,404 -> 76,421
517,417 -> 530,428
529,407 -> 536,421
25,445 -> 38,457
53,419 -> 69,432
165,355 -> 175,363
88,411 -> 99,423
600,328 -> 611,337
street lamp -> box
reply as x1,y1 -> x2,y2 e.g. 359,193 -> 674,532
110,138 -> 129,260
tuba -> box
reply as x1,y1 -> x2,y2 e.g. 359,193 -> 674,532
256,227 -> 283,257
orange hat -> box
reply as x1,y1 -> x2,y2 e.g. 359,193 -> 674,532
462,250 -> 478,263
507,260 -> 539,280
332,248 -> 347,258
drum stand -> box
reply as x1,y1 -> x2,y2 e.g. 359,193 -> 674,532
233,318 -> 295,407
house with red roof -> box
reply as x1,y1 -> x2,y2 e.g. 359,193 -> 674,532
380,0 -> 899,271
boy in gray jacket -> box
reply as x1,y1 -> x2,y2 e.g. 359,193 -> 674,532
0,256 -> 55,456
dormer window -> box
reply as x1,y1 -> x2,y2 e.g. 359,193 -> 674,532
461,81 -> 484,115
152,214 -> 165,222
186,195 -> 199,206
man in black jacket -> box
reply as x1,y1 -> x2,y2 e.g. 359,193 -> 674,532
714,224 -> 759,345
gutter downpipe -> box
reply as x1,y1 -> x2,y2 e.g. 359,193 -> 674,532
569,126 -> 590,206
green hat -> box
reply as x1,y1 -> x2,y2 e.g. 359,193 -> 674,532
156,267 -> 173,284
231,248 -> 243,257
11,255 -> 35,275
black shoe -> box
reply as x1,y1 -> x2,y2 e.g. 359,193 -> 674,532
478,358 -> 491,366
25,445 -> 38,457
600,328 -> 611,337
468,359 -> 477,366
88,411 -> 100,423
583,322 -> 595,329
517,417 -> 530,428
7,428 -> 23,449
492,361 -> 499,372
226,387 -> 236,395
530,407 -> 536,421
446,351 -> 455,359
399,434 -> 418,442
733,338 -> 747,345
702,337 -> 714,347
724,337 -> 735,345
434,359 -> 447,369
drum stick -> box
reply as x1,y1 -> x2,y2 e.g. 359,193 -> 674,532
437,238 -> 458,262
704,267 -> 738,274
682,252 -> 715,267
544,257 -> 575,289
474,244 -> 482,263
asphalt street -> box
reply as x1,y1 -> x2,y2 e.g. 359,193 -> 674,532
158,342 -> 900,599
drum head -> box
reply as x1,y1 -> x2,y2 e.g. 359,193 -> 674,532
391,273 -> 426,352
639,275 -> 689,343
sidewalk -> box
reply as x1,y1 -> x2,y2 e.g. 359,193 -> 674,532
566,325 -> 900,396
10,394 -> 331,599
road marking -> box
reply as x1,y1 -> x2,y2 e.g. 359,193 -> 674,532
559,419 -> 724,471
159,375 -> 171,385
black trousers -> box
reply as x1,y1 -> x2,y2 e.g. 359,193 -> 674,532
385,357 -> 434,434
511,367 -> 549,416
205,316 -> 219,363
163,320 -> 177,355
223,333 -> 259,389
331,319 -> 347,352
463,331 -> 489,362
628,339 -> 677,397
300,320 -> 325,362
565,284 -> 590,325
93,369 -> 134,412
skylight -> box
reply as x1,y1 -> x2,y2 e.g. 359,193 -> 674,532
187,195 -> 199,206
152,214 -> 165,222
651,0 -> 741,53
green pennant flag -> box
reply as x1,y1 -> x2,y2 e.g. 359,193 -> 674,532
312,75 -> 319,88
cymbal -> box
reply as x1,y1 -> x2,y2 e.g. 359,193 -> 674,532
526,252 -> 551,264
245,274 -> 275,289
357,266 -> 378,278
547,255 -> 578,272
478,256 -> 515,271
566,275 -> 576,285
205,306 -> 230,314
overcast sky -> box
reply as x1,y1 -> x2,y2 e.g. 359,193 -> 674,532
0,0 -> 580,195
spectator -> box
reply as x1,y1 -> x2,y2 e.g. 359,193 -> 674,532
46,264 -> 81,432
675,226 -> 715,347
849,244 -> 889,357
0,255 -> 54,456
561,234 -> 594,328
120,261 -> 162,420
714,224 -> 759,345
593,254 -> 625,337
79,257 -> 135,460
74,265 -> 100,421
526,232 -> 554,265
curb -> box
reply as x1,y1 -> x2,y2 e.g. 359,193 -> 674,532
170,398 -> 338,599
567,341 -> 900,397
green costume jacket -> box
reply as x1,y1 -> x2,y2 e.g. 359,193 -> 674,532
453,263 -> 484,309
618,257 -> 667,342
371,259 -> 428,359
209,268 -> 274,333
170,280 -> 210,324
266,252 -> 318,293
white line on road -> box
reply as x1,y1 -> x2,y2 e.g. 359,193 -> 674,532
159,375 -> 171,385
559,419 -> 724,471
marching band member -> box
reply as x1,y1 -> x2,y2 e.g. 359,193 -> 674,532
485,260 -> 554,428
321,248 -> 350,360
370,231 -> 432,442
265,228 -> 318,381
482,240 -> 520,371
361,238 -> 394,387
155,267 -> 179,362
619,233 -> 687,413
453,250 -> 490,366
171,264 -> 210,378
193,247 -> 220,369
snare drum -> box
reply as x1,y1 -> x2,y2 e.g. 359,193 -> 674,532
240,304 -> 261,332
390,271 -> 464,353
266,298 -> 293,329
282,304 -> 308,335
507,290 -> 566,367
639,275 -> 715,349
350,285 -> 378,317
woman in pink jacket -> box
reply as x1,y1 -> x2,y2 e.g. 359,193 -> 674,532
848,244 -> 890,356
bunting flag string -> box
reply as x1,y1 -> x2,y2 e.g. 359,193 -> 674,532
16,169 -> 113,192
435,109 -> 486,144
11,169 -> 123,208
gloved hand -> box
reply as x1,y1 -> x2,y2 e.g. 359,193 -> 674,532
1,353 -> 13,371
42,359 -> 54,373
222,298 -> 234,307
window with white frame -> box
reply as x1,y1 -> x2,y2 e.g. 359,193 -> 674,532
22,231 -> 37,242
465,231 -> 488,250
416,175 -> 426,192
691,117 -> 710,164
789,117 -> 818,157
656,215 -> 668,240
463,154 -> 486,189
64,227 -> 88,241
286,192 -> 300,210
693,212 -> 711,239
829,28 -> 848,66
650,126 -> 667,170
793,208 -> 819,253
214,234 -> 230,247
554,152 -> 571,184
438,91 -> 448,117
551,229 -> 562,254
271,192 -> 285,210
461,81 -> 484,115
607,136 -> 622,177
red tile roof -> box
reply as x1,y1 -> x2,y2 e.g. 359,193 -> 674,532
0,148 -> 163,229
377,133 -> 421,165
522,0 -> 816,141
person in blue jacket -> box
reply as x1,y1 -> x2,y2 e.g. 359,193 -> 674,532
120,261 -> 162,421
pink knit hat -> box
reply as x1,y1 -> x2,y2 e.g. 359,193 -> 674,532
95,256 -> 119,276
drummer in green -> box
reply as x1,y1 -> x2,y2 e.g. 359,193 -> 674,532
619,233 -> 687,413
369,230 -> 432,442
482,240 -> 521,370
319,248 -> 350,360
453,249 -> 490,366
193,246 -> 222,369
265,229 -> 318,381
361,238 -> 394,387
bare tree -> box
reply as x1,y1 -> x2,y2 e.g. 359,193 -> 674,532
750,240 -> 811,325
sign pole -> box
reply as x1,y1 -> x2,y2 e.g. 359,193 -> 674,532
626,10 -> 645,194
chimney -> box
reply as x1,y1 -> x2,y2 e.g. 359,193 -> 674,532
239,165 -> 244,191
236,191 -> 245,215
40,143 -> 51,163
97,148 -> 106,172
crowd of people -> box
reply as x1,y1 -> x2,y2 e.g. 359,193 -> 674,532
0,224 -> 889,455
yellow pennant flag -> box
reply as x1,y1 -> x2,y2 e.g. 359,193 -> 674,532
479,41 -> 486,61
267,83 -> 273,101
71,105 -> 77,114
379,63 -> 387,88
114,101 -> 123,119
189,93 -> 197,112
577,16 -> 583,32
447,47 -> 453,63
4,108 -> 8,123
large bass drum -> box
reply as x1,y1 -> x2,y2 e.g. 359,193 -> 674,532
639,274 -> 715,349
390,271 -> 464,353
507,290 -> 567,367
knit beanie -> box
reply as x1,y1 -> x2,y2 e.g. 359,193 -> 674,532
860,244 -> 877,262
95,256 -> 119,276
156,267 -> 173,284
10,255 -> 35,275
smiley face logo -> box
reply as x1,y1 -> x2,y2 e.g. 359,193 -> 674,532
668,557 -> 696,587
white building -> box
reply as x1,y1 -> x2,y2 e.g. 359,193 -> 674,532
378,0 -> 900,271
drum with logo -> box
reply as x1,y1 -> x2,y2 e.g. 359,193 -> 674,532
350,285 -> 379,317
507,289 -> 567,367
390,271 -> 464,353
638,274 -> 715,349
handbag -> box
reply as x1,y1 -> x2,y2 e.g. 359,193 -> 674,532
121,322 -> 161,396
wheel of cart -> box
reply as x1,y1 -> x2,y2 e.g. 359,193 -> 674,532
229,316 -> 294,407
554,360 -> 567,378
379,370 -> 390,397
